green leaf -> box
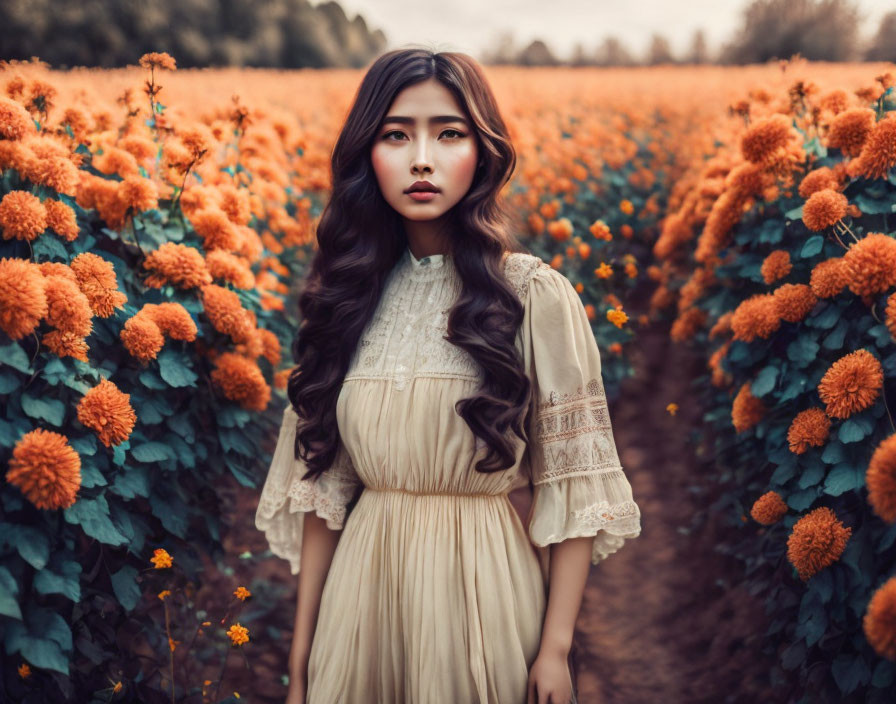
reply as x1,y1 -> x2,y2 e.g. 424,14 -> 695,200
751,366 -> 779,397
110,565 -> 141,611
111,466 -> 151,499
0,369 -> 20,393
822,319 -> 848,349
131,441 -> 175,463
20,393 -> 66,426
0,342 -> 32,372
801,235 -> 824,258
149,489 -> 190,538
34,559 -> 82,602
831,653 -> 871,695
14,524 -> 50,570
0,565 -> 22,619
855,193 -> 892,214
63,496 -> 128,546
787,337 -> 820,367
158,347 -> 198,388
79,458 -> 108,489
785,205 -> 804,220
798,461 -> 825,489
788,487 -> 817,511
821,441 -> 846,465
32,232 -> 70,260
839,417 -> 871,443
139,369 -> 168,390
4,620 -> 69,674
823,464 -> 864,496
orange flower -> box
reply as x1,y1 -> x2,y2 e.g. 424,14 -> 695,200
546,217 -> 573,242
218,184 -> 253,226
809,257 -> 849,298
206,250 -> 255,289
274,367 -> 291,390
17,663 -> 31,679
606,305 -> 628,328
120,312 -> 165,362
162,138 -> 194,175
826,107 -> 876,157
802,189 -> 847,231
732,382 -> 766,433
202,284 -> 254,342
0,190 -> 47,241
863,576 -> 896,660
773,283 -> 817,323
117,175 -> 159,212
42,329 -> 89,362
0,257 -> 48,339
818,349 -> 883,419
119,134 -> 157,162
886,292 -> 896,342
257,327 -> 282,367
797,166 -> 840,199
226,623 -> 249,646
670,307 -> 706,341
730,293 -> 781,342
142,242 -> 212,289
178,124 -> 216,163
43,274 -> 93,337
740,114 -> 792,164
158,590 -> 171,601
144,302 -> 198,341
750,491 -> 788,525
44,199 -> 79,241
619,199 -> 634,215
139,52 -> 177,71
233,586 -> 251,601
92,146 -> 141,179
70,252 -> 128,318
666,402 -> 678,416
760,250 -> 792,284
787,506 -> 852,581
842,233 -> 896,297
594,262 -> 612,279
190,208 -> 241,251
589,219 -> 612,241
787,407 -> 831,454
6,428 -> 81,510
0,96 -> 35,140
866,434 -> 896,523
76,378 -> 137,448
150,548 -> 173,568
846,114 -> 896,180
210,352 -> 271,411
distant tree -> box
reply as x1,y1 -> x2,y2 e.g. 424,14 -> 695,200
517,40 -> 559,66
686,29 -> 710,64
647,34 -> 676,65
595,36 -> 637,67
480,30 -> 520,65
864,11 -> 896,62
570,41 -> 593,67
719,0 -> 862,64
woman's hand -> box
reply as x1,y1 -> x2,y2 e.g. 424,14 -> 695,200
527,649 -> 574,704
285,675 -> 306,704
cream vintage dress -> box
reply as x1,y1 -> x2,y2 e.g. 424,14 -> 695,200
255,246 -> 642,703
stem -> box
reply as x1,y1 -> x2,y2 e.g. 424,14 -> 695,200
163,599 -> 175,704
883,382 -> 896,434
825,229 -> 849,250
211,645 -> 231,704
870,301 -> 882,324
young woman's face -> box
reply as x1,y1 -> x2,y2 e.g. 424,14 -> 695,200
370,78 -> 479,224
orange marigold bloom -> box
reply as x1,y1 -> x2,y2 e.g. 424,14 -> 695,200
6,428 -> 81,510
802,189 -> 847,231
842,233 -> 896,297
726,161 -> 766,196
798,167 -> 840,199
619,199 -> 634,215
158,589 -> 171,601
732,381 -> 766,433
150,548 -> 173,568
773,283 -> 817,323
70,252 -> 128,318
144,302 -> 198,341
18,663 -> 31,679
787,506 -> 852,581
886,292 -> 896,342
37,261 -> 76,282
162,138 -> 193,174
818,349 -> 883,419
120,312 -> 165,362
43,274 -> 93,336
274,367 -> 291,390
206,250 -> 254,289
761,250 -> 792,284
76,378 -> 137,448
866,434 -> 896,523
44,199 -> 79,241
606,305 -> 628,328
709,311 -> 733,340
863,576 -> 896,660
0,190 -> 46,241
547,217 -> 573,242
92,146 -> 141,179
202,284 -> 254,342
226,623 -> 249,646
809,257 -> 849,298
826,107 -> 876,157
233,586 -> 251,601
119,134 -> 157,162
0,257 -> 47,339
142,242 -> 212,290
178,124 -> 215,163
846,114 -> 896,181
29,154 -> 80,195
589,219 -> 612,241
118,175 -> 159,213
190,207 -> 240,252
257,327 -> 282,367
787,407 -> 831,454
42,329 -> 89,362
750,490 -> 788,525
0,96 -> 35,140
670,307 -> 706,342
731,294 -> 781,342
139,52 -> 177,71
219,184 -> 252,226
740,114 -> 792,164
210,352 -> 271,411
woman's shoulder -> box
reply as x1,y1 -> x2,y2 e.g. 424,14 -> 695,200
502,251 -> 554,304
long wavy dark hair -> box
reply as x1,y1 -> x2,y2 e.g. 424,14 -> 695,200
287,47 -> 534,481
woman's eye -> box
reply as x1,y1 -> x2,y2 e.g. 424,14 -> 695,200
382,129 -> 465,141
441,128 -> 465,139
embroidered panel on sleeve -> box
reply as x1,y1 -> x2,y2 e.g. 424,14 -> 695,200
534,375 -> 624,485
503,252 -> 550,304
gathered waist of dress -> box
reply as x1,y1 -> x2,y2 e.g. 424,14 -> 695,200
362,486 -> 511,499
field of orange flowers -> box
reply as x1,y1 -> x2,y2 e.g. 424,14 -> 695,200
1,53 -> 895,702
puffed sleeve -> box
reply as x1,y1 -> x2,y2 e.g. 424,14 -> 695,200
254,404 -> 363,575
522,265 -> 642,565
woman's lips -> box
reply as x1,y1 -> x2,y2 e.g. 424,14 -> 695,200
407,191 -> 438,201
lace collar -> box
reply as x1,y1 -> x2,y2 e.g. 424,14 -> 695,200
397,245 -> 455,283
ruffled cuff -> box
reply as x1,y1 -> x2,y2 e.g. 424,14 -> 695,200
528,469 -> 642,565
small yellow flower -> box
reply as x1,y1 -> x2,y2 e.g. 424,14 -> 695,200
227,623 -> 250,646
158,590 -> 171,601
233,586 -> 251,601
595,262 -> 613,279
607,305 -> 629,328
18,663 -> 31,678
202,621 -> 211,627
151,548 -> 172,569
620,199 -> 634,215
234,694 -> 241,700
666,403 -> 679,416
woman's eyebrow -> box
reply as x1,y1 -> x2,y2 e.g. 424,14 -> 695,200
382,115 -> 470,127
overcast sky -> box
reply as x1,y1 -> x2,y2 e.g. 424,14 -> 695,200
334,0 -> 894,62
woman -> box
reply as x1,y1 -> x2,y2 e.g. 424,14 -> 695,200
255,46 -> 642,704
